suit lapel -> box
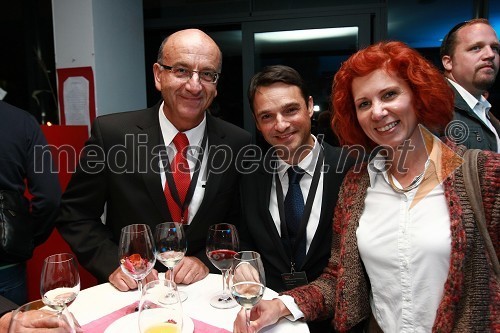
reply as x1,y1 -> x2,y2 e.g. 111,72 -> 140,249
138,103 -> 172,221
190,115 -> 223,225
261,150 -> 291,265
303,144 -> 339,265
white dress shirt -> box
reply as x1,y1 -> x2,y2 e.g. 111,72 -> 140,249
357,141 -> 451,332
269,135 -> 324,254
158,102 -> 208,224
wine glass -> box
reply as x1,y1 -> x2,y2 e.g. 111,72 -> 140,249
205,223 -> 239,309
138,279 -> 183,333
40,253 -> 80,312
119,224 -> 156,307
154,222 -> 188,302
9,299 -> 76,333
230,251 -> 266,327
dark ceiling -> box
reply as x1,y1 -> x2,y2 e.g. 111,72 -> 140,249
388,0 -> 499,48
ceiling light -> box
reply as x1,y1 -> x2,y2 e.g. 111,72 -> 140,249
255,27 -> 358,43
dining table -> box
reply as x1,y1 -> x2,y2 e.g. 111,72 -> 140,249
69,273 -> 310,333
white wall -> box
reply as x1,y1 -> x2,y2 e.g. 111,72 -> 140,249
52,0 -> 146,117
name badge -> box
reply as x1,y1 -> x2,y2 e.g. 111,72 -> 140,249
281,271 -> 308,290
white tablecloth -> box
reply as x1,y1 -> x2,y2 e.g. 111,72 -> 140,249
69,273 -> 309,333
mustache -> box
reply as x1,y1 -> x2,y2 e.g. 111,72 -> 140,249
477,62 -> 497,70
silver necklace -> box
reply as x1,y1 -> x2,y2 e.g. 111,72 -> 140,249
387,171 -> 424,193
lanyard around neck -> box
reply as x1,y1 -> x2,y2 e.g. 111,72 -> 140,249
275,147 -> 324,268
160,128 -> 208,222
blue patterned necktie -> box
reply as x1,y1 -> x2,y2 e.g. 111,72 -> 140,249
284,166 -> 306,269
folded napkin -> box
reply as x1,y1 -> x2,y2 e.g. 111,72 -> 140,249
82,302 -> 138,332
192,319 -> 231,333
81,302 -> 231,333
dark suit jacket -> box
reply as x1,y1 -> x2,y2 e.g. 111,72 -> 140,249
239,142 -> 355,293
57,103 -> 251,282
450,84 -> 500,152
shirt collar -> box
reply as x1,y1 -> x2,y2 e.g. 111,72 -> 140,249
447,79 -> 492,125
158,101 -> 207,148
447,78 -> 478,110
276,135 -> 320,181
478,94 -> 492,113
366,133 -> 445,189
367,151 -> 388,187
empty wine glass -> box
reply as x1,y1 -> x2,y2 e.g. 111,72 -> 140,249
138,279 -> 183,333
40,253 -> 80,312
230,251 -> 266,327
119,224 -> 156,307
9,299 -> 76,333
154,222 -> 188,302
206,223 -> 239,309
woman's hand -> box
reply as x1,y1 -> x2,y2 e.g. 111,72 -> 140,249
233,299 -> 291,333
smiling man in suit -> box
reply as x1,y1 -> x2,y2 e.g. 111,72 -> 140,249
239,65 -> 355,333
56,28 -> 251,290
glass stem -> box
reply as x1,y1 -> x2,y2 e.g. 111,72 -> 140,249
137,278 -> 143,299
169,266 -> 175,283
245,307 -> 251,326
221,269 -> 230,299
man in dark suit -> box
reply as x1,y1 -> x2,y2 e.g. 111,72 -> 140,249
441,18 -> 500,152
57,29 -> 251,290
239,65 -> 355,333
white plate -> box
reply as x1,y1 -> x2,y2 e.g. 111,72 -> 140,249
104,312 -> 194,333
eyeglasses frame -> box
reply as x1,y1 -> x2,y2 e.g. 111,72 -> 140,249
157,63 -> 220,84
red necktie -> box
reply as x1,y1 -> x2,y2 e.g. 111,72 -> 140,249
164,132 -> 190,223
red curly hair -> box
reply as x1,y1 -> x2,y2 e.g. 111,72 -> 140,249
331,41 -> 454,150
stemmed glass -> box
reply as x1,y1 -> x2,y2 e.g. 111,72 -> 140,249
40,253 -> 80,312
138,279 -> 183,333
119,224 -> 156,307
154,222 -> 188,302
230,251 -> 266,327
9,299 -> 76,333
205,223 -> 239,309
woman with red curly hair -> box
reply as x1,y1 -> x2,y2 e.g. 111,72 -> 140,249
332,41 -> 454,150
233,41 -> 499,333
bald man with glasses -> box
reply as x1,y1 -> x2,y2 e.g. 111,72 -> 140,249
57,29 -> 251,291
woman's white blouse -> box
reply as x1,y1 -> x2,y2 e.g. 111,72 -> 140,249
357,155 -> 451,332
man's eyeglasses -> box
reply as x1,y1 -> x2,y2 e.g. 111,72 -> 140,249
158,63 -> 220,84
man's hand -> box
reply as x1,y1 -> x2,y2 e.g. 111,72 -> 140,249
6,309 -> 83,333
168,256 -> 209,284
109,267 -> 159,291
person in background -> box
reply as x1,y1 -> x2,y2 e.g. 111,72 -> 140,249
56,28 -> 251,291
0,101 -> 61,305
239,65 -> 356,333
234,41 -> 499,333
441,18 -> 500,152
